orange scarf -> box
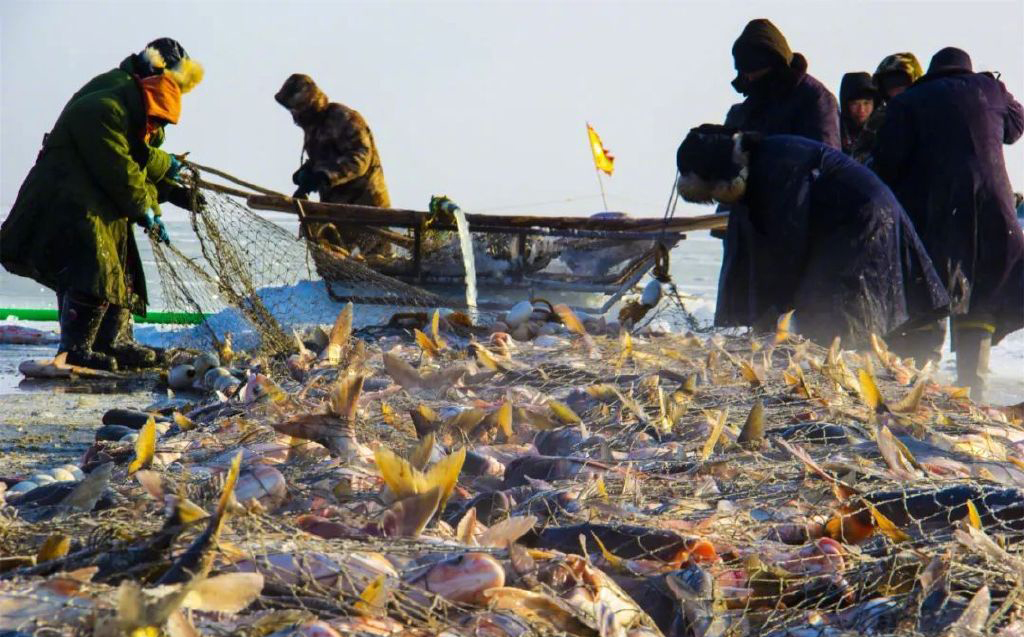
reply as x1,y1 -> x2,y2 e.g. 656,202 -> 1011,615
139,73 -> 182,141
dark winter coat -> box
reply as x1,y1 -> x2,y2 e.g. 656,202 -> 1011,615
715,135 -> 949,347
0,77 -> 159,314
724,55 -> 841,149
872,67 -> 1024,344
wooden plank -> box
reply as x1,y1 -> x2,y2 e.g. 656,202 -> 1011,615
246,194 -> 728,234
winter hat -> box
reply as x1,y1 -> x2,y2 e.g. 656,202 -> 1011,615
873,52 -> 924,84
677,124 -> 745,181
927,47 -> 973,75
275,74 -> 329,112
839,72 -> 878,104
732,19 -> 794,73
139,38 -> 204,94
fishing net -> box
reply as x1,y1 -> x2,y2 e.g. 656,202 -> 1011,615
3,320 -> 1024,636
152,179 -> 467,356
151,165 -> 681,357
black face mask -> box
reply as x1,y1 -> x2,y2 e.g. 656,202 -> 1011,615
731,71 -> 776,97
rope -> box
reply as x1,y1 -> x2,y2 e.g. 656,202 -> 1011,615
184,160 -> 286,197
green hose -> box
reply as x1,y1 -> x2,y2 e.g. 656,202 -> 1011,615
0,308 -> 207,325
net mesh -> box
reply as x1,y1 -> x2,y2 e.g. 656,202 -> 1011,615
2,326 -> 1023,636
151,170 -> 671,356
6,170 -> 1022,637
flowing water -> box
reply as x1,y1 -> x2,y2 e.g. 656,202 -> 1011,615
451,205 -> 478,311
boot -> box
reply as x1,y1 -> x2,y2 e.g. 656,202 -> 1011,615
887,319 -> 946,367
95,304 -> 160,369
954,326 -> 992,404
59,293 -> 118,372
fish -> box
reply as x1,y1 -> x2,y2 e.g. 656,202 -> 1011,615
156,450 -> 242,584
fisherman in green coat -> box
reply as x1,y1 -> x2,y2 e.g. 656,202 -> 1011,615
0,41 -> 204,371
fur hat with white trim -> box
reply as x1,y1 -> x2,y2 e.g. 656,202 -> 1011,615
675,124 -> 755,205
137,38 -> 204,94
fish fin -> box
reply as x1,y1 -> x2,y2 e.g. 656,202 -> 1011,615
181,572 -> 264,613
456,507 -> 479,545
472,342 -> 500,371
737,399 -> 764,444
425,446 -> 466,514
414,329 -> 440,358
701,409 -> 728,460
553,304 -> 586,336
135,470 -> 164,501
409,433 -> 436,472
128,416 -> 158,473
590,532 -> 627,573
329,373 -> 365,421
208,450 -> 242,542
739,359 -> 765,387
430,309 -> 447,351
867,502 -> 911,543
891,378 -> 927,413
326,302 -> 353,364
548,399 -> 581,425
354,574 -> 389,617
966,500 -> 982,530
374,446 -> 425,499
36,533 -> 70,563
478,515 -> 537,548
172,411 -> 194,431
409,404 -> 439,438
383,351 -> 423,391
176,498 -> 209,524
857,368 -> 886,412
775,309 -> 795,344
387,487 -> 442,537
61,461 -> 114,512
496,400 -> 513,439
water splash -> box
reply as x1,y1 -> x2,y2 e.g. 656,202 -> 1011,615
451,205 -> 478,310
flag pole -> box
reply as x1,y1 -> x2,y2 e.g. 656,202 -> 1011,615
594,168 -> 609,211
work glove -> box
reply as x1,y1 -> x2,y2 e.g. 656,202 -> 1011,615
166,154 -> 185,181
292,164 -> 326,199
166,184 -> 207,213
138,209 -> 171,245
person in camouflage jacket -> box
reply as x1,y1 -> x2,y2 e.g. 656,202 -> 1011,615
275,74 -> 391,255
851,52 -> 923,164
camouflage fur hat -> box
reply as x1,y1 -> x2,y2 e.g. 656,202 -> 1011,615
873,52 -> 924,84
275,74 -> 329,112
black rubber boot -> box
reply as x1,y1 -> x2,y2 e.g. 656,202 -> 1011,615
887,319 -> 946,367
59,294 -> 118,372
95,304 -> 159,369
954,326 -> 992,404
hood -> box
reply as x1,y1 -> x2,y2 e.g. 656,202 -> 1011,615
275,73 -> 329,126
732,18 -> 793,73
839,72 -> 878,105
922,46 -> 973,80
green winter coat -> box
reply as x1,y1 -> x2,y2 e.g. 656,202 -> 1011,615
66,56 -> 173,179
0,76 -> 161,314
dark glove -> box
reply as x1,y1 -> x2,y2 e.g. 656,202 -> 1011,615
292,164 -> 325,198
166,184 -> 207,212
137,209 -> 170,244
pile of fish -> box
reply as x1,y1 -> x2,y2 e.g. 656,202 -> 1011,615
2,301 -> 1024,637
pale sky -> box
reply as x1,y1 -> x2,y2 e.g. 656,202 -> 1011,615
2,0 -> 1022,221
